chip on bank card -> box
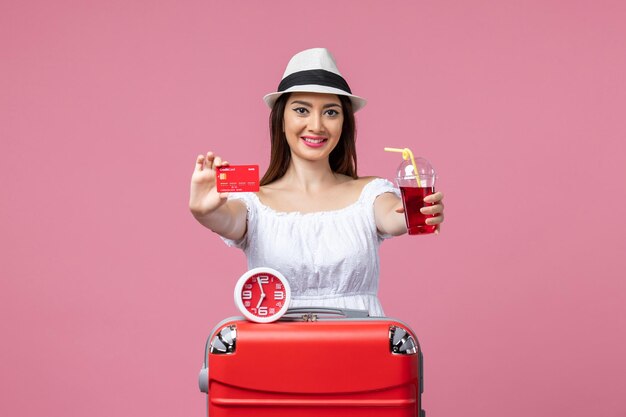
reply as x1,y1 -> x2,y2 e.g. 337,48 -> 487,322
216,165 -> 260,192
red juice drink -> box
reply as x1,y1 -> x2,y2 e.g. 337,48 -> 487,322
388,151 -> 437,236
400,186 -> 436,235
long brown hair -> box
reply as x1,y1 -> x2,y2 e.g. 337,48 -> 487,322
260,93 -> 358,186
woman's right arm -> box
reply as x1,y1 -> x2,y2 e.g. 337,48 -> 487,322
188,151 -> 248,241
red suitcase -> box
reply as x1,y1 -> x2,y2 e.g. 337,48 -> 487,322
199,308 -> 425,417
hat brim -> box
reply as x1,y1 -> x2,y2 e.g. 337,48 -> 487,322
263,85 -> 367,113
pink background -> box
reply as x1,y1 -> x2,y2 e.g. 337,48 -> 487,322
2,1 -> 625,416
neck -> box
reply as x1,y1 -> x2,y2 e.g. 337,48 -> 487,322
281,154 -> 338,192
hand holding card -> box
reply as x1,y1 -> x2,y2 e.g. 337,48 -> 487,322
216,165 -> 260,192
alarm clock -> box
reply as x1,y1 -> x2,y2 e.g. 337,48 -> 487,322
234,267 -> 291,323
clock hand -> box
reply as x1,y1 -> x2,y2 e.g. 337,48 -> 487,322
257,279 -> 265,296
256,293 -> 265,309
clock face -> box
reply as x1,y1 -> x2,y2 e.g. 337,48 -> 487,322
234,267 -> 291,323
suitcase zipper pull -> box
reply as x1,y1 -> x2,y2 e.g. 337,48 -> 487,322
301,313 -> 319,322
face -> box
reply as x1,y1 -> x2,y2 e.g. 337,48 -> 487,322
282,92 -> 344,162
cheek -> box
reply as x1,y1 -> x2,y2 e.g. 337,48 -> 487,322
283,119 -> 304,142
284,114 -> 304,132
331,119 -> 344,136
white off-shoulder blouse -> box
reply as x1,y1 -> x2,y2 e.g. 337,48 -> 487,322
221,177 -> 401,317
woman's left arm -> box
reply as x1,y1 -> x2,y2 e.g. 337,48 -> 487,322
374,191 -> 445,236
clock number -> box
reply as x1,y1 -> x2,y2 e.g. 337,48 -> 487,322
242,290 -> 252,300
258,276 -> 269,284
274,291 -> 284,300
258,307 -> 268,316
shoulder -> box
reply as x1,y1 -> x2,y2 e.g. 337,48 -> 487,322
257,182 -> 283,206
356,175 -> 380,187
333,175 -> 382,199
358,176 -> 400,204
356,176 -> 396,194
338,175 -> 399,200
340,175 -> 378,190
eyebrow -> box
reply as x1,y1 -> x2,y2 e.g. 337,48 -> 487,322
289,100 -> 341,109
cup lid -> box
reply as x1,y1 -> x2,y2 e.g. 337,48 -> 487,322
396,157 -> 435,180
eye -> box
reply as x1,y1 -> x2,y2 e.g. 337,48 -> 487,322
325,109 -> 340,116
293,107 -> 308,114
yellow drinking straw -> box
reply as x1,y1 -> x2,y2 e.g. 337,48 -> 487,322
384,147 -> 422,187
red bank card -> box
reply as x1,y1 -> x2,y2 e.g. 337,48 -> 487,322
216,165 -> 260,192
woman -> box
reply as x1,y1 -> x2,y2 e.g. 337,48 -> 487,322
189,48 -> 444,316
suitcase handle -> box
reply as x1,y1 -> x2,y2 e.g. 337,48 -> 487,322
281,307 -> 370,320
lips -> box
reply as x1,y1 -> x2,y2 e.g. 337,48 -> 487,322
301,136 -> 328,148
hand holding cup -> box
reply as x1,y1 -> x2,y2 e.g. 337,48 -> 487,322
386,148 -> 444,235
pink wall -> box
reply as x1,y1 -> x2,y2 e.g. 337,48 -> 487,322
2,1 -> 625,416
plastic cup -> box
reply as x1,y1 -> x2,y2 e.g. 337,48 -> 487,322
395,158 -> 437,235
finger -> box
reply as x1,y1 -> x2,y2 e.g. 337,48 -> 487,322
218,192 -> 230,200
425,214 -> 444,225
395,207 -> 405,213
214,156 -> 223,167
423,191 -> 443,203
205,152 -> 215,169
195,155 -> 205,172
221,160 -> 230,166
435,224 -> 441,235
424,191 -> 444,203
420,204 -> 443,215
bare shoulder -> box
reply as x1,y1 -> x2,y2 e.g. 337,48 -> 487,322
337,175 -> 377,185
257,182 -> 281,205
356,175 -> 380,185
334,175 -> 377,194
256,175 -> 381,213
354,175 -> 386,191
257,179 -> 303,211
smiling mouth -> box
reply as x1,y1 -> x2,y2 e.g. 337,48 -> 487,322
301,137 -> 328,144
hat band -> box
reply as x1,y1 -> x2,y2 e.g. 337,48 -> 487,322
277,69 -> 352,94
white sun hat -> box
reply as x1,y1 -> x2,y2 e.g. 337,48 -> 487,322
263,47 -> 367,112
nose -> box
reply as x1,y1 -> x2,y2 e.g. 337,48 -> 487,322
308,112 -> 323,133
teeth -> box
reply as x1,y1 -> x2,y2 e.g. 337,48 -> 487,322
303,138 -> 325,143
